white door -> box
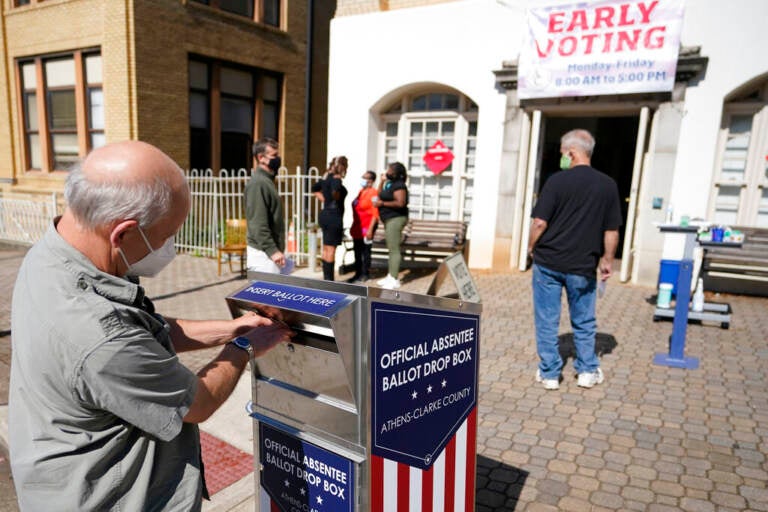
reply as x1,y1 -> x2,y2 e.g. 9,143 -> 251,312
380,91 -> 477,223
710,104 -> 768,227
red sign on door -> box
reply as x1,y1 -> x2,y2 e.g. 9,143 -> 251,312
423,140 -> 454,175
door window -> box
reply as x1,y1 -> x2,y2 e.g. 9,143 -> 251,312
380,92 -> 476,223
710,80 -> 768,227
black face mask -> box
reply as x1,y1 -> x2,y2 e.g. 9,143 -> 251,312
266,156 -> 282,173
386,173 -> 396,180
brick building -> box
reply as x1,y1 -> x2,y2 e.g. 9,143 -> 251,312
0,0 -> 334,195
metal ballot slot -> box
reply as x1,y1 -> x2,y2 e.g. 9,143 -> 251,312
228,273 -> 482,512
226,274 -> 364,452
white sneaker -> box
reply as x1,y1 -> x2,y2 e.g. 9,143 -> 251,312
577,368 -> 604,388
381,277 -> 401,290
376,275 -> 394,286
536,369 -> 559,390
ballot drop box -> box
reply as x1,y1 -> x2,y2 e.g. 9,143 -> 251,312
226,273 -> 481,511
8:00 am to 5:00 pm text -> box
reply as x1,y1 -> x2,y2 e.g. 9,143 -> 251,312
557,66 -> 667,87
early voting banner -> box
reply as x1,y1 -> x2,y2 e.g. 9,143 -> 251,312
518,0 -> 685,99
259,423 -> 354,512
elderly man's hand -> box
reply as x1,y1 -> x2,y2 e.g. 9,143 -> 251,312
232,311 -> 275,336
241,321 -> 295,357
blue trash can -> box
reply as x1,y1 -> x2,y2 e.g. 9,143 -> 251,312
658,259 -> 680,296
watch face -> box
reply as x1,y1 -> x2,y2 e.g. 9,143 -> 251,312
233,336 -> 252,350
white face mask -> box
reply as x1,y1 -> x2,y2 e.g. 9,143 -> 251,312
360,179 -> 369,188
119,226 -> 176,278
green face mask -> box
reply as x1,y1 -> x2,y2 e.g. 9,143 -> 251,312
559,154 -> 572,170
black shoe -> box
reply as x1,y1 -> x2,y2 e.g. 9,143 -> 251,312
345,274 -> 360,283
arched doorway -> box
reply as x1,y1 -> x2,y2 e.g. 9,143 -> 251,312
376,87 -> 478,224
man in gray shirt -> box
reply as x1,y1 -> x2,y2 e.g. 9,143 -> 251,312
9,141 -> 293,511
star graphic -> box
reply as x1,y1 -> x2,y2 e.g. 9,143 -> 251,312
300,488 -> 306,496
427,384 -> 433,393
284,479 -> 290,487
441,379 -> 447,388
317,495 -> 324,505
411,390 -> 418,399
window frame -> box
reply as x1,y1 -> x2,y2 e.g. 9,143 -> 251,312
709,82 -> 768,227
16,49 -> 101,174
378,91 -> 478,223
188,56 -> 283,172
188,0 -> 283,29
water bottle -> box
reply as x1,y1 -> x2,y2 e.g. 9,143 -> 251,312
692,278 -> 705,312
664,204 -> 674,224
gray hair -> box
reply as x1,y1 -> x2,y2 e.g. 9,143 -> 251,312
64,161 -> 177,230
561,129 -> 596,157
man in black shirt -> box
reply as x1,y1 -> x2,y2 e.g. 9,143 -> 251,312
527,129 -> 622,390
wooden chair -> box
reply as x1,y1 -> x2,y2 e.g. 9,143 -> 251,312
217,219 -> 247,276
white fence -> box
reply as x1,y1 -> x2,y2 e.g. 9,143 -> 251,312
0,192 -> 61,244
180,167 -> 323,265
0,168 -> 323,267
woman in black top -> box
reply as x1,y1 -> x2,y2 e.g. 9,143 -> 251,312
372,162 -> 408,289
313,156 -> 348,281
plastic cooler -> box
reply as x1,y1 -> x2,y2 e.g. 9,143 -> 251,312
658,259 -> 680,296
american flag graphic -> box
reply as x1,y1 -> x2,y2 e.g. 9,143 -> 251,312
371,408 -> 477,512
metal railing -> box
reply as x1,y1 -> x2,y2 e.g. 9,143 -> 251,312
180,167 -> 323,265
0,192 -> 62,244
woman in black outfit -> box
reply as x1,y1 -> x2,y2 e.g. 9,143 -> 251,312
313,156 -> 348,280
372,162 -> 408,289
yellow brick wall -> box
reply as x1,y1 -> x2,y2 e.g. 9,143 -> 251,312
0,0 -> 133,194
0,2 -> 14,191
0,0 -> 314,195
133,0 -> 308,171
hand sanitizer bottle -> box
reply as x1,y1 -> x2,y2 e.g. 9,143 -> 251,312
665,205 -> 674,224
692,278 -> 705,312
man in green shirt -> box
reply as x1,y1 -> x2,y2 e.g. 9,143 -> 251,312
10,141 -> 293,511
245,137 -> 286,273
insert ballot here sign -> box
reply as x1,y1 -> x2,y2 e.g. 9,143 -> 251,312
371,301 -> 479,470
259,423 -> 354,512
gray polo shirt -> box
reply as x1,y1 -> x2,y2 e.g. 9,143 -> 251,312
10,221 -> 203,511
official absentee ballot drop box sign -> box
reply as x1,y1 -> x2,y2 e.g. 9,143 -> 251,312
227,273 -> 481,511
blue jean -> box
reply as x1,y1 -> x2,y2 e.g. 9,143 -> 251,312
532,263 -> 599,378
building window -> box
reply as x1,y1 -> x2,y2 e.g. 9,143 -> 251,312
190,0 -> 281,28
380,91 -> 477,223
189,58 -> 282,171
18,50 -> 103,172
710,79 -> 768,227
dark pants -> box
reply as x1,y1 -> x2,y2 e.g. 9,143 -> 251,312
352,238 -> 372,278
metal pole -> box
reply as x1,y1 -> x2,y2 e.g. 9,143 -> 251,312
308,226 -> 318,272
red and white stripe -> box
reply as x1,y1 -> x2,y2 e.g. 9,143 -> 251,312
258,487 -> 281,512
371,408 -> 477,512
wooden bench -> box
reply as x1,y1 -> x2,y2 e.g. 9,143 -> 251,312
340,219 -> 469,272
701,226 -> 768,297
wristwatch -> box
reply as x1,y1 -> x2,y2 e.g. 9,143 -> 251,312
230,336 -> 254,358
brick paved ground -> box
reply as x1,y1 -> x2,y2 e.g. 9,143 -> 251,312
1,247 -> 767,511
